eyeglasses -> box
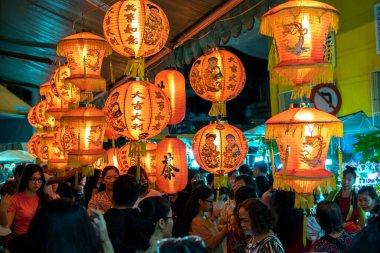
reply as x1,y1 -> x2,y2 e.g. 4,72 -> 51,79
156,235 -> 206,253
165,215 -> 177,223
29,177 -> 43,183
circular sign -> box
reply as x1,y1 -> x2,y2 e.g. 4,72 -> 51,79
310,83 -> 342,115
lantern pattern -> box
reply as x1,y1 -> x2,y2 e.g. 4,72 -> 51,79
154,69 -> 186,125
104,79 -> 171,140
103,0 -> 169,58
60,106 -> 107,168
265,104 -> 342,207
33,101 -> 56,128
156,136 -> 188,194
57,32 -> 112,93
117,141 -> 157,175
27,106 -> 44,130
51,65 -> 81,103
192,122 -> 248,175
36,131 -> 68,171
40,82 -> 69,120
27,133 -> 41,158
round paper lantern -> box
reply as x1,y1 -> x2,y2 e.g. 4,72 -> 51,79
192,122 -> 248,175
260,0 -> 339,66
36,131 -> 68,171
104,79 -> 171,140
104,125 -> 121,140
51,65 -> 81,103
265,103 -> 342,208
189,48 -> 246,116
117,141 -> 157,175
27,133 -> 41,157
40,81 -> 69,120
57,32 -> 112,93
34,132 -> 49,162
154,69 -> 186,125
103,0 -> 169,58
60,106 -> 107,168
27,106 -> 44,130
156,136 -> 188,194
34,101 -> 56,128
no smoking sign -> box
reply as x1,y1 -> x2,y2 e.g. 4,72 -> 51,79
310,83 -> 342,115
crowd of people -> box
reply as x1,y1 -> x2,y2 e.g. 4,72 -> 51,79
0,162 -> 378,253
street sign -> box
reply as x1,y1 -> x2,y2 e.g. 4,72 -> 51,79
310,83 -> 342,115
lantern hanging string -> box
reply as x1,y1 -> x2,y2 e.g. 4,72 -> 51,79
338,139 -> 342,182
270,140 -> 275,176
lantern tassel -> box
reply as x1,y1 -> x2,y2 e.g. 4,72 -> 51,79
83,56 -> 86,77
283,145 -> 289,179
291,85 -> 312,100
136,153 -> 141,183
338,139 -> 343,182
125,57 -> 145,78
214,174 -> 228,203
270,140 -> 276,176
208,102 -> 227,117
74,169 -> 79,189
267,40 -> 279,71
273,175 -> 336,195
110,54 -> 115,84
303,210 -> 307,247
295,193 -> 314,209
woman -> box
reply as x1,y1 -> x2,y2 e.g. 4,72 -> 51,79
183,185 -> 227,253
237,198 -> 284,253
124,196 -> 174,253
358,186 -> 379,225
0,164 -> 46,252
22,198 -> 113,253
87,165 -> 119,214
328,166 -> 365,228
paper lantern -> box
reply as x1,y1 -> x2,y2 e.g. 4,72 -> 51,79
117,141 -> 157,175
104,125 -> 121,140
51,65 -> 81,103
154,69 -> 186,125
189,48 -> 246,117
34,101 -> 56,128
104,79 -> 171,140
27,106 -> 44,130
192,122 -> 248,175
27,133 -> 41,158
156,136 -> 188,194
60,106 -> 107,169
40,81 -> 69,120
107,148 -> 120,168
265,103 -> 342,208
36,131 -> 67,171
57,32 -> 112,93
103,0 -> 169,58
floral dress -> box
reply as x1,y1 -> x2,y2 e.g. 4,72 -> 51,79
314,231 -> 356,253
246,235 -> 285,253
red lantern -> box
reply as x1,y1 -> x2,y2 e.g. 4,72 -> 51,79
192,122 -> 248,175
103,0 -> 169,58
60,106 -> 107,169
104,79 -> 171,140
156,136 -> 188,194
265,103 -> 342,208
189,48 -> 246,117
57,32 -> 112,94
154,69 -> 186,125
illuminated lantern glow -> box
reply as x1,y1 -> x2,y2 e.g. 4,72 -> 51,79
51,65 -> 81,103
104,79 -> 171,140
104,125 -> 121,141
57,32 -> 112,94
192,122 -> 248,175
265,103 -> 343,208
189,48 -> 246,117
60,106 -> 107,169
27,106 -> 44,130
117,141 -> 157,176
36,131 -> 68,171
156,136 -> 188,194
34,101 -> 56,128
40,82 -> 69,120
27,133 -> 41,158
103,0 -> 169,58
107,148 -> 120,168
154,69 -> 186,125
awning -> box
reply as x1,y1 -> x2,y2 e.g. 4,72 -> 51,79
0,85 -> 31,116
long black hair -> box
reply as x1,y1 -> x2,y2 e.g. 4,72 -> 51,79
18,164 -> 46,204
316,200 -> 344,234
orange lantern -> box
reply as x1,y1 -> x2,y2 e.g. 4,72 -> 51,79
34,101 -> 56,128
60,106 -> 107,170
34,132 -> 49,163
156,136 -> 188,194
36,131 -> 68,172
107,148 -> 120,168
117,141 -> 157,176
27,106 -> 44,130
104,125 -> 121,141
40,82 -> 69,120
27,133 -> 41,158
265,103 -> 342,208
192,121 -> 248,175
104,79 -> 171,140
51,65 -> 81,104
57,32 -> 112,95
103,0 -> 169,58
189,48 -> 246,117
154,69 -> 186,125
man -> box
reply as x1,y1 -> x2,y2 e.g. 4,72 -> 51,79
0,164 -> 25,196
253,161 -> 270,197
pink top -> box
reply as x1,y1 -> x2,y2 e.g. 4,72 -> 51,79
8,193 -> 39,235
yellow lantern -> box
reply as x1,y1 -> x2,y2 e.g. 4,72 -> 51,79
60,106 -> 107,170
156,136 -> 188,194
34,101 -> 56,128
40,82 -> 69,120
51,65 -> 81,104
189,48 -> 246,117
192,121 -> 248,175
27,133 -> 41,158
57,32 -> 112,96
104,79 -> 171,140
27,106 -> 44,130
154,69 -> 186,125
265,103 -> 342,208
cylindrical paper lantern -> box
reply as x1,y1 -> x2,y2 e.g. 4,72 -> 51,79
104,79 -> 171,140
40,82 -> 69,120
37,131 -> 68,171
189,48 -> 246,116
156,136 -> 188,194
192,122 -> 248,175
154,69 -> 186,125
27,133 -> 41,158
51,65 -> 81,103
103,0 -> 169,58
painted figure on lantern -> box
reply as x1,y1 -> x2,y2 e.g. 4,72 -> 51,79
205,57 -> 223,92
300,135 -> 326,168
87,125 -> 104,146
106,92 -> 126,132
224,134 -> 241,168
161,152 -> 180,180
62,126 -> 75,151
85,49 -> 100,71
144,4 -> 163,45
201,133 -> 220,168
282,21 -> 309,56
190,60 -> 205,95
